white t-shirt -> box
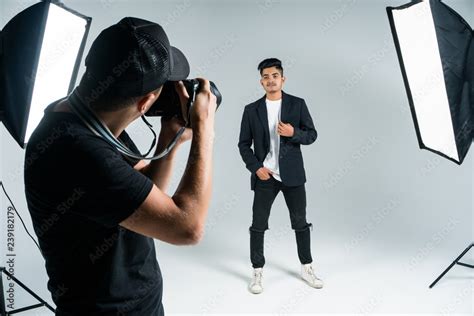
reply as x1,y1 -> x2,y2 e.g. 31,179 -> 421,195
263,99 -> 282,182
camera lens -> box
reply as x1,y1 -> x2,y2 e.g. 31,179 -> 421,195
146,79 -> 222,119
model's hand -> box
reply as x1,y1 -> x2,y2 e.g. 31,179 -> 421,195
256,167 -> 273,180
277,122 -> 294,137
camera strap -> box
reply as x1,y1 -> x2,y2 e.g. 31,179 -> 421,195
68,89 -> 185,161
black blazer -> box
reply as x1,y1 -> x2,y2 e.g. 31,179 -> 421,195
238,91 -> 317,190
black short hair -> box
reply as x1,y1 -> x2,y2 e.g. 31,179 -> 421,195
78,74 -> 159,112
77,78 -> 138,112
258,58 -> 283,75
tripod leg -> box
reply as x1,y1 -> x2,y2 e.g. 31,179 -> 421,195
429,243 -> 474,288
1,269 -> 55,313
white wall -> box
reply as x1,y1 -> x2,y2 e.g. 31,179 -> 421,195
1,0 -> 473,313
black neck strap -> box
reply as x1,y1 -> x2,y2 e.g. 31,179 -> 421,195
68,89 -> 185,161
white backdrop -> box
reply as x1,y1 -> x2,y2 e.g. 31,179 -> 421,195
1,0 -> 473,314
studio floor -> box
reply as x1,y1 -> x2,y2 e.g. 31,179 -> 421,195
8,226 -> 474,316
154,233 -> 473,315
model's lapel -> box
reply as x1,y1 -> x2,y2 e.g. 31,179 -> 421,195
256,95 -> 270,150
280,91 -> 290,123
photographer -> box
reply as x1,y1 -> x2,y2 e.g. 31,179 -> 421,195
24,17 -> 216,315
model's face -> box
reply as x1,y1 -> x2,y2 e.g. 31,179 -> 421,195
260,66 -> 285,94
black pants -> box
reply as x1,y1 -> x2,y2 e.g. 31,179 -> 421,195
249,177 -> 313,268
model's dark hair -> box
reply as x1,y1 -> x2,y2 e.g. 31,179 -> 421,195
258,58 -> 283,75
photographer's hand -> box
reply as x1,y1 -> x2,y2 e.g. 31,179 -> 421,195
157,80 -> 193,148
169,78 -> 216,241
122,78 -> 217,245
140,81 -> 192,192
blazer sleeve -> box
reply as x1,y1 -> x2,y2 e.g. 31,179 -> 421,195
238,107 -> 263,174
289,99 -> 318,145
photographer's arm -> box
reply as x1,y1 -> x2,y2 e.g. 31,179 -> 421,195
139,149 -> 177,192
136,81 -> 192,192
137,118 -> 191,192
121,79 -> 216,245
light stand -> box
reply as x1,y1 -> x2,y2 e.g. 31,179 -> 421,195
386,0 -> 473,288
429,243 -> 474,288
1,0 -> 91,313
0,267 -> 55,315
0,182 -> 55,315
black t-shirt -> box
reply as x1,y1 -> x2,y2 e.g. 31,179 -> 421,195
24,100 -> 162,315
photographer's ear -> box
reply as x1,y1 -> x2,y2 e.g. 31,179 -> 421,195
137,86 -> 163,115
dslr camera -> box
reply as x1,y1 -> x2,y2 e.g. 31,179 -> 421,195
146,79 -> 222,126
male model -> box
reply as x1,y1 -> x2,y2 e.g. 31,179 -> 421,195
238,58 -> 323,294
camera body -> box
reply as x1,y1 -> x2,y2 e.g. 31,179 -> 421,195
146,79 -> 222,125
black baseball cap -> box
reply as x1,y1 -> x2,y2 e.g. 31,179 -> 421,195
82,17 -> 190,97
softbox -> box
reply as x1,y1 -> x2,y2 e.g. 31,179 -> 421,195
0,0 -> 91,148
387,0 -> 473,164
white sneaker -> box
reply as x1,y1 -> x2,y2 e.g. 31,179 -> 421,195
249,268 -> 263,294
301,263 -> 323,289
